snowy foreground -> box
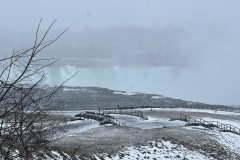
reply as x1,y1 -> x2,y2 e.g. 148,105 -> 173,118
94,140 -> 211,160
45,130 -> 240,160
50,140 -> 211,160
48,108 -> 240,159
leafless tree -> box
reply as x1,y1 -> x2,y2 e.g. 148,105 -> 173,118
0,19 -> 70,159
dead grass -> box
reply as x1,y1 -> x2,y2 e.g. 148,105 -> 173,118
49,109 -> 240,159
144,109 -> 240,121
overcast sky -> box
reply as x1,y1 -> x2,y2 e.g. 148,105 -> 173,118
0,0 -> 239,30
1,0 -> 240,105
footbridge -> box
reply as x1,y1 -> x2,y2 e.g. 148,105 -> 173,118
75,112 -> 126,127
180,114 -> 240,135
101,108 -> 148,120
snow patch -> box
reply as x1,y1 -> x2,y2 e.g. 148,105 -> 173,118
63,120 -> 99,136
109,114 -> 186,129
216,132 -> 240,156
138,107 -> 240,116
63,88 -> 79,91
63,87 -> 97,93
187,101 -> 196,105
113,91 -> 137,96
203,117 -> 240,128
184,126 -> 240,159
151,95 -> 164,99
95,140 -> 212,160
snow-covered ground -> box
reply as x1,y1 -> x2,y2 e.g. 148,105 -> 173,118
151,95 -> 165,99
49,107 -> 240,159
216,132 -> 240,156
63,88 -> 80,91
51,107 -> 240,132
94,140 -> 212,160
51,120 -> 100,140
51,107 -> 240,117
43,139 -> 213,160
63,120 -> 99,135
139,107 -> 240,116
185,125 -> 240,159
63,87 -> 97,93
203,117 -> 240,128
113,91 -> 137,95
109,114 -> 186,129
50,110 -> 98,117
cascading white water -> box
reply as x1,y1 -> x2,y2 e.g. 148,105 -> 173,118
2,64 -> 240,105
43,65 -> 174,94
40,64 -> 240,105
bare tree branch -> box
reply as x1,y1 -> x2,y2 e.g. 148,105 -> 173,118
0,19 -> 73,159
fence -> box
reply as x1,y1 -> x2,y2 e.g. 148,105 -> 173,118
101,108 -> 148,120
75,112 -> 126,127
180,114 -> 240,135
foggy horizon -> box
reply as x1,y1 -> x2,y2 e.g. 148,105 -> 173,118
1,0 -> 240,105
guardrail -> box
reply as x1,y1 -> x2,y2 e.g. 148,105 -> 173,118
101,108 -> 148,120
180,114 -> 240,135
75,112 -> 126,127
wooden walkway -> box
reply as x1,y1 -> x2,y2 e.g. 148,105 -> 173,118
75,112 -> 126,127
180,114 -> 240,135
101,108 -> 148,120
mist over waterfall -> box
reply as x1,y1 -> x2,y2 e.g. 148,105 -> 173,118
39,63 -> 240,106
1,0 -> 240,105
43,65 -> 173,93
